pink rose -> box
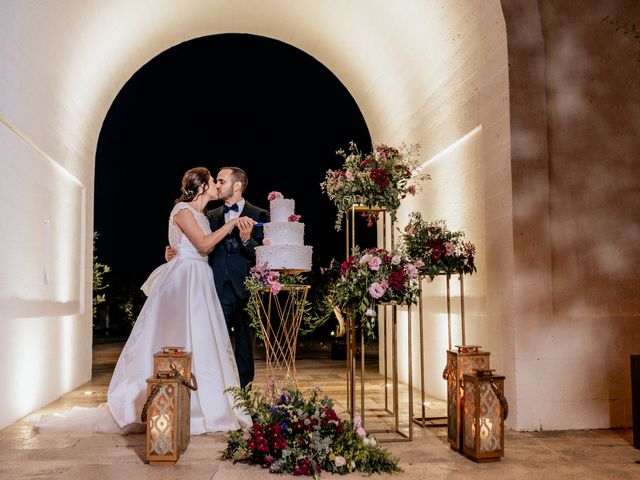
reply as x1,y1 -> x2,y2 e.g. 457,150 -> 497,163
391,255 -> 401,265
267,191 -> 283,201
414,259 -> 425,269
444,242 -> 455,256
404,263 -> 419,278
359,253 -> 372,264
288,214 -> 301,222
353,415 -> 362,429
345,170 -> 354,181
263,238 -> 272,246
368,256 -> 382,271
369,282 -> 386,299
270,281 -> 282,294
357,426 -> 366,438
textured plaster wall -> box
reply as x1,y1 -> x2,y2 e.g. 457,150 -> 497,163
503,0 -> 640,429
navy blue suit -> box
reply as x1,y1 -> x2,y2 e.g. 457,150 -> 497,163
207,201 -> 269,388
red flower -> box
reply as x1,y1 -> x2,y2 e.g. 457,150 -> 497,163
388,269 -> 407,294
359,157 -> 373,169
370,168 -> 390,190
376,144 -> 400,160
339,257 -> 356,277
426,240 -> 444,261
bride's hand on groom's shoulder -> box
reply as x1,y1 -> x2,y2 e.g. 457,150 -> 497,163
165,245 -> 178,262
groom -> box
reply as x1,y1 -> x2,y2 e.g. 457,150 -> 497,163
209,167 -> 269,388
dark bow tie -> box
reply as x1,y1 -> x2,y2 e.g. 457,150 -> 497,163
223,203 -> 239,214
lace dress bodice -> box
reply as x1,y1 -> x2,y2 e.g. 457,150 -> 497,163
169,202 -> 212,257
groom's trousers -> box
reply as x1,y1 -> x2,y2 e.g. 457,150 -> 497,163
218,282 -> 255,389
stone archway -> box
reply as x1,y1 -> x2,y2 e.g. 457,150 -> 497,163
0,0 -> 512,429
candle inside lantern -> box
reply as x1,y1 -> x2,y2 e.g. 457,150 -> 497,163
480,417 -> 493,451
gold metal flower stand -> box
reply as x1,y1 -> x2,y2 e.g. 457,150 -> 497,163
252,284 -> 310,386
412,272 -> 467,428
344,205 -> 414,441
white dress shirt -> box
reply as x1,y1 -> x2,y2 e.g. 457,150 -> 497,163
224,198 -> 245,224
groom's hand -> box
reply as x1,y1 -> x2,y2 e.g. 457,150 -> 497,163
165,246 -> 178,262
238,217 -> 256,244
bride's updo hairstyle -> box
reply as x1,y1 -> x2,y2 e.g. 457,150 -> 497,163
177,167 -> 211,203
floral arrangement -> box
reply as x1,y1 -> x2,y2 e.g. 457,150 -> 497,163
321,142 -> 428,230
224,381 -> 401,477
400,212 -> 477,279
325,247 -> 420,339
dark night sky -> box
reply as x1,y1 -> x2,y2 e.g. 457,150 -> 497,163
95,33 -> 374,314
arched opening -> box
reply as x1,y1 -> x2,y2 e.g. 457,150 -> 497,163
94,33 -> 373,339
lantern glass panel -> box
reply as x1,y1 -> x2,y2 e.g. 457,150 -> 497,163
149,384 -> 177,456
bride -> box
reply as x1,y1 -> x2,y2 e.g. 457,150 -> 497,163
36,167 -> 253,434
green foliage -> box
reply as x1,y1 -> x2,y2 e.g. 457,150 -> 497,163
92,232 -> 110,319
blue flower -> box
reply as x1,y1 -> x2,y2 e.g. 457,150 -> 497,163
280,394 -> 287,404
281,422 -> 289,431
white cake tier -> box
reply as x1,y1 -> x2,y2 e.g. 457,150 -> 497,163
264,222 -> 304,246
270,198 -> 295,222
256,244 -> 312,271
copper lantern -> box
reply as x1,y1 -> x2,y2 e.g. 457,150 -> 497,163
443,345 -> 490,451
462,369 -> 508,462
154,346 -> 193,451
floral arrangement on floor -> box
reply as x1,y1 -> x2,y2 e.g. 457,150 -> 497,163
321,142 -> 428,230
223,380 -> 401,477
400,212 -> 477,279
325,247 -> 420,340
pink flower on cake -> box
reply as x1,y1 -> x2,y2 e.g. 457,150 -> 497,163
368,282 -> 385,299
288,214 -> 301,222
267,191 -> 283,201
368,256 -> 382,271
262,238 -> 272,246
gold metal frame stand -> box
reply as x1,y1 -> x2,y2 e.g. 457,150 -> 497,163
413,272 -> 467,428
344,205 -> 394,418
253,285 -> 310,386
344,205 -> 413,441
366,303 -> 414,441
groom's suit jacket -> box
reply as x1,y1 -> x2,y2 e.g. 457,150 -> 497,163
207,200 -> 270,299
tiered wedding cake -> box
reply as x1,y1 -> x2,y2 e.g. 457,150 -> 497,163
256,194 -> 312,271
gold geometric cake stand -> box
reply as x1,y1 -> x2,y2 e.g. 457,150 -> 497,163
252,285 -> 310,386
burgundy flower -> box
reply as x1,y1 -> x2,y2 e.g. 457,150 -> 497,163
370,168 -> 390,190
426,240 -> 444,261
376,144 -> 400,161
339,257 -> 356,277
359,157 -> 372,169
388,269 -> 407,294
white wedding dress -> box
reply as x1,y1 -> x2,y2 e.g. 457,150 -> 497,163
35,202 -> 251,434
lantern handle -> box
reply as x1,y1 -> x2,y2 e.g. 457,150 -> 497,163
490,379 -> 509,420
442,359 -> 453,380
140,384 -> 161,423
169,358 -> 199,391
